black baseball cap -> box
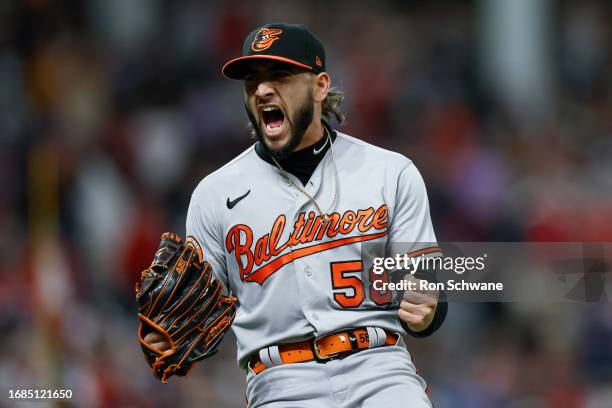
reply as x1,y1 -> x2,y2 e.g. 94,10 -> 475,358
222,23 -> 326,80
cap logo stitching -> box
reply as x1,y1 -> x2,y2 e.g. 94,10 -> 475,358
315,56 -> 322,67
251,28 -> 283,52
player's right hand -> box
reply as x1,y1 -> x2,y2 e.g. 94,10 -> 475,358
398,274 -> 439,332
144,331 -> 171,353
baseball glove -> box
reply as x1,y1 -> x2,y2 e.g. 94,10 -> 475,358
135,232 -> 237,383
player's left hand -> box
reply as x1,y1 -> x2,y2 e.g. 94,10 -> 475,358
398,274 -> 439,332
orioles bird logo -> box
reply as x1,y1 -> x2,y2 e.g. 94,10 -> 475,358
251,28 -> 283,52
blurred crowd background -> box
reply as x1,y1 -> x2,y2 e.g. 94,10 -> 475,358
1,0 -> 611,407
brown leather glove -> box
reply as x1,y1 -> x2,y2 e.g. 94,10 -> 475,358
136,232 -> 237,383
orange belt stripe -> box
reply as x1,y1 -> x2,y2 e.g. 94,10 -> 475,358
250,328 -> 398,375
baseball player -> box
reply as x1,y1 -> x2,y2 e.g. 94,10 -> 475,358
145,23 -> 447,407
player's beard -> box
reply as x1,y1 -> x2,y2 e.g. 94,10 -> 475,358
246,91 -> 314,161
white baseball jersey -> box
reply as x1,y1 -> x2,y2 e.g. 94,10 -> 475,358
186,129 -> 437,368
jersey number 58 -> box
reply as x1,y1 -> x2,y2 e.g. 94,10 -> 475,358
330,260 -> 392,308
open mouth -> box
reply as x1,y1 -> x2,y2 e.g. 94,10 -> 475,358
260,106 -> 285,135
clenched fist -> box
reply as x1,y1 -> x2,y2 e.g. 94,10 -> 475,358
398,274 -> 439,332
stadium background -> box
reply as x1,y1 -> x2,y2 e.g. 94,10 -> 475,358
1,0 -> 611,406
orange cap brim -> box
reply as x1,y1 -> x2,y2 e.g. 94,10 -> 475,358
221,55 -> 314,80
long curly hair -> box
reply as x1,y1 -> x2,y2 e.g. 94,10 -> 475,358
322,87 -> 346,125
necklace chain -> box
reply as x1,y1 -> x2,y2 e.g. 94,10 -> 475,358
269,126 -> 339,223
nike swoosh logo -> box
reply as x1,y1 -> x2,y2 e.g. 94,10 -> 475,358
226,190 -> 251,209
313,138 -> 328,155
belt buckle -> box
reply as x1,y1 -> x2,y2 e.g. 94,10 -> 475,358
313,337 -> 339,360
